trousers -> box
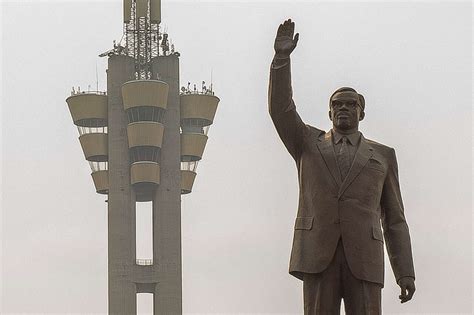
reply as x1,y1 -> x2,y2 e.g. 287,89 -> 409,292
303,239 -> 382,315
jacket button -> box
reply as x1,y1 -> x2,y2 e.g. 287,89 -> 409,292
334,219 -> 340,224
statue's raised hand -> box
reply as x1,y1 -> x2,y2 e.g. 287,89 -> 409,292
274,19 -> 299,58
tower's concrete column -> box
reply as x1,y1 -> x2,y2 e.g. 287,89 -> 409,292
152,55 -> 182,314
107,55 -> 138,314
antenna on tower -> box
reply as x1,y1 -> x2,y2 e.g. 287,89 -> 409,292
210,68 -> 213,93
122,0 -> 168,79
96,61 -> 99,91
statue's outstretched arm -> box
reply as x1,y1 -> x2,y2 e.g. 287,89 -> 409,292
268,19 -> 307,160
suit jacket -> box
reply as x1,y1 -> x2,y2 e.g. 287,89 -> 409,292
268,58 -> 415,286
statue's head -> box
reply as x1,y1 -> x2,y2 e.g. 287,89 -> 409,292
328,87 -> 365,133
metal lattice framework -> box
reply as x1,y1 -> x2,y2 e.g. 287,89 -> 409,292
124,2 -> 159,79
122,1 -> 171,79
99,1 -> 175,79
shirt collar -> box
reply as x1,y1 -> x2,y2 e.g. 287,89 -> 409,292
331,129 -> 361,146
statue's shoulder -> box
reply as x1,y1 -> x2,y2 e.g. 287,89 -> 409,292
305,124 -> 325,137
364,136 -> 395,155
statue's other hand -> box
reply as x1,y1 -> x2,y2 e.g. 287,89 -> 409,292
398,277 -> 416,303
274,19 -> 299,58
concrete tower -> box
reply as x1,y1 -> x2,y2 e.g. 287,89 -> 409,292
66,0 -> 220,313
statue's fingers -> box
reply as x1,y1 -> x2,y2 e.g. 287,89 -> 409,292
277,24 -> 283,36
294,33 -> 300,45
288,21 -> 295,37
406,286 -> 415,301
399,286 -> 407,302
281,20 -> 291,37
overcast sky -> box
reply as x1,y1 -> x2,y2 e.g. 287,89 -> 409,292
1,0 -> 472,314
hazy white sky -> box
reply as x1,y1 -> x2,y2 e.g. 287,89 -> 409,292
1,1 -> 472,314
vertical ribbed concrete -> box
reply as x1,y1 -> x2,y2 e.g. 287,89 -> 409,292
107,55 -> 137,314
152,55 -> 182,314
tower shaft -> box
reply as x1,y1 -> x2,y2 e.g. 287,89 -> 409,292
152,55 -> 182,313
107,55 -> 138,314
107,54 -> 181,314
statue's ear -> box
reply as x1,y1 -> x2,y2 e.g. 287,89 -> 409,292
359,111 -> 365,121
328,110 -> 333,121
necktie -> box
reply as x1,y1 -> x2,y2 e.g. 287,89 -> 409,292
337,137 -> 351,180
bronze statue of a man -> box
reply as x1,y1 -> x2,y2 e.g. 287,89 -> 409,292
269,19 -> 416,314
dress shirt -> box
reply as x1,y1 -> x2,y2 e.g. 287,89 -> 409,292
332,129 -> 361,179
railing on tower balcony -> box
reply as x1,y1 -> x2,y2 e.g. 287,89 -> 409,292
136,259 -> 153,266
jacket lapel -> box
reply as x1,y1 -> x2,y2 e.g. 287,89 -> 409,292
338,135 -> 374,197
315,131 -> 342,188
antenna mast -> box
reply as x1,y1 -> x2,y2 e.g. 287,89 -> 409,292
123,0 -> 167,79
95,62 -> 99,91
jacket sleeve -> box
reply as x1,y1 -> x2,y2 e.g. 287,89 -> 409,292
268,57 -> 308,160
381,148 -> 416,283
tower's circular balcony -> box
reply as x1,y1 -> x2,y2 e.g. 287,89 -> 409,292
131,161 -> 160,185
122,80 -> 169,110
66,93 -> 108,127
180,94 -> 219,126
91,170 -> 109,194
130,161 -> 160,202
79,133 -> 108,162
127,121 -> 164,149
180,133 -> 208,162
181,170 -> 196,194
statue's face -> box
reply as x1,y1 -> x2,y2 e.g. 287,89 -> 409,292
329,95 -> 364,132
